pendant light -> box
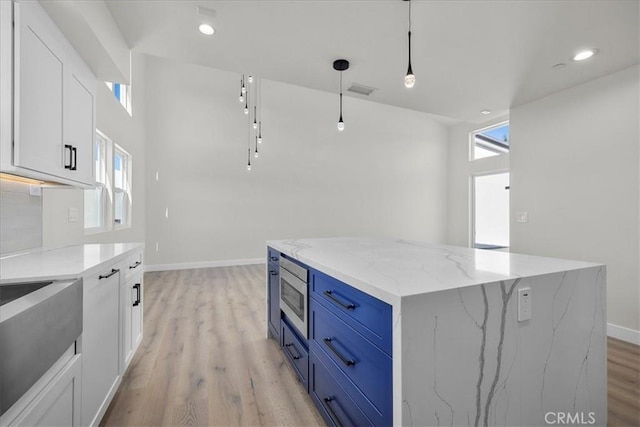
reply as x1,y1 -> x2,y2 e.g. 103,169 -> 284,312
254,135 -> 259,158
244,88 -> 249,115
258,122 -> 262,144
241,74 -> 246,94
253,106 -> 258,129
239,77 -> 244,103
404,0 -> 415,88
333,59 -> 349,131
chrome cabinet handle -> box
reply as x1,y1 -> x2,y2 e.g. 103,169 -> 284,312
99,268 -> 119,280
284,342 -> 301,360
323,338 -> 355,367
129,261 -> 142,269
322,397 -> 345,427
324,290 -> 355,310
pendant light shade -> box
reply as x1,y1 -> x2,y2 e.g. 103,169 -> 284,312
239,78 -> 245,103
404,0 -> 415,88
253,106 -> 258,129
333,59 -> 349,131
258,122 -> 262,143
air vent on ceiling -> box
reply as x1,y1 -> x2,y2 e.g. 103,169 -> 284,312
347,83 -> 376,96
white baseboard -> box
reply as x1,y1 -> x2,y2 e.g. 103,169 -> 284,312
608,323 -> 640,345
144,258 -> 264,273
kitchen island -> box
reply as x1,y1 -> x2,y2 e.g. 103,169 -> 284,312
267,237 -> 606,426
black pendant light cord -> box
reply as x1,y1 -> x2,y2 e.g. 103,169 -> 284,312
339,71 -> 343,120
408,0 -> 412,72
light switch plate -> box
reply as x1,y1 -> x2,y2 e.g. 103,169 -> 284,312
29,185 -> 42,197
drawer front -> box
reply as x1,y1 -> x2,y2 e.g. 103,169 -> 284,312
310,351 -> 373,427
119,251 -> 143,283
311,270 -> 392,355
267,247 -> 280,263
281,319 -> 309,391
310,298 -> 392,423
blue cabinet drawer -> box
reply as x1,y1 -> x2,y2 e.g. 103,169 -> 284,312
267,247 -> 280,263
310,350 -> 374,427
311,270 -> 392,355
310,298 -> 392,424
281,319 -> 309,391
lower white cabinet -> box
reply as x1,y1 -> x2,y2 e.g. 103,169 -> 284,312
121,273 -> 143,369
81,266 -> 120,427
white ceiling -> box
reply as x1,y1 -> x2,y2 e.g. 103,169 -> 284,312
105,0 -> 639,123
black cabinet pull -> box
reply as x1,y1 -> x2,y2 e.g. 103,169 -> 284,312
64,144 -> 73,169
323,338 -> 355,367
133,283 -> 141,306
284,342 -> 301,360
269,256 -> 278,262
71,146 -> 77,171
99,268 -> 119,280
129,261 -> 142,269
322,397 -> 344,427
269,270 -> 278,276
324,290 -> 356,310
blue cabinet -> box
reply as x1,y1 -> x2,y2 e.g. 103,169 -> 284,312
266,248 -> 393,426
267,248 -> 280,339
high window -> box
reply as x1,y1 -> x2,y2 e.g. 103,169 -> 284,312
471,122 -> 509,160
105,81 -> 132,115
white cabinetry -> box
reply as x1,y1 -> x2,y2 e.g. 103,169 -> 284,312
118,250 -> 144,371
81,267 -> 120,427
1,0 -> 95,187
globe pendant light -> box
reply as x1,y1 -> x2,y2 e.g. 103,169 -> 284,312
258,122 -> 262,143
333,59 -> 349,131
404,0 -> 415,88
253,106 -> 258,129
239,77 -> 244,103
254,136 -> 259,158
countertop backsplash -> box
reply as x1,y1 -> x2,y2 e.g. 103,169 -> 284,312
0,179 -> 42,255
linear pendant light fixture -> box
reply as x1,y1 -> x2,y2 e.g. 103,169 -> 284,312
333,59 -> 349,131
239,73 -> 264,170
404,0 -> 415,88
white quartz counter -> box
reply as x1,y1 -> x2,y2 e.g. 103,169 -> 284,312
0,243 -> 144,283
267,237 -> 602,305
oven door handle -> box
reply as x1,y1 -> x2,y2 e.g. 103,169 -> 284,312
323,337 -> 355,367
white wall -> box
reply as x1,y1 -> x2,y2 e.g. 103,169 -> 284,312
509,65 -> 639,337
42,53 -> 146,247
144,55 -> 449,268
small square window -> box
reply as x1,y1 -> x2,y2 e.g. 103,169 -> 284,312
471,122 -> 509,160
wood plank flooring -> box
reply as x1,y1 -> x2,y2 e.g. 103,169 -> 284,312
101,265 -> 640,427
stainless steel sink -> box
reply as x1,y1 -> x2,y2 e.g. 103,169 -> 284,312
0,278 -> 83,415
0,281 -> 53,306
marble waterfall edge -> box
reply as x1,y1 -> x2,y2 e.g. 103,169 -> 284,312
400,266 -> 606,427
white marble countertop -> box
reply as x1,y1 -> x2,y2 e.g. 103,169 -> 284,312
0,243 -> 144,284
267,237 -> 602,305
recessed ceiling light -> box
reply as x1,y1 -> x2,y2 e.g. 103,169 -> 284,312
480,110 -> 491,115
573,49 -> 598,61
198,23 -> 215,36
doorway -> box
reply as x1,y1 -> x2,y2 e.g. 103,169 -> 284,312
472,172 -> 509,249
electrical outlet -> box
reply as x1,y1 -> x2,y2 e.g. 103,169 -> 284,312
29,185 -> 42,197
68,207 -> 79,222
518,287 -> 532,322
516,211 -> 529,223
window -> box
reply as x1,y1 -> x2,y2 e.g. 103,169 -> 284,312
471,122 -> 509,160
105,81 -> 132,115
84,132 -> 108,233
84,132 -> 133,232
113,145 -> 131,228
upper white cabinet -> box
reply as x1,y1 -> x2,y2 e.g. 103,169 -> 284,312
1,0 -> 95,187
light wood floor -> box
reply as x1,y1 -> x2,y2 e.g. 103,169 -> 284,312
101,265 -> 640,427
